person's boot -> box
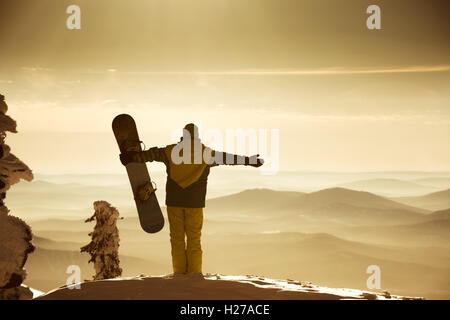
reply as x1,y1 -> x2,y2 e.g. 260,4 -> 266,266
187,273 -> 204,280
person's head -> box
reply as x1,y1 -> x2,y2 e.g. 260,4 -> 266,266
182,123 -> 199,140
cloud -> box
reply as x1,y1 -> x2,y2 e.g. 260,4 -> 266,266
102,65 -> 450,76
101,99 -> 118,106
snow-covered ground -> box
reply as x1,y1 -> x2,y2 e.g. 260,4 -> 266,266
36,274 -> 421,300
26,285 -> 45,299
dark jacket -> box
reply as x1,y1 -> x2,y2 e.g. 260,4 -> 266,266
142,140 -> 246,208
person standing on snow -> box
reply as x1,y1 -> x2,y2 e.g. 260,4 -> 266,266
120,123 -> 264,275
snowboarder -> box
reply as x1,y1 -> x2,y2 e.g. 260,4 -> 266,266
120,123 -> 264,275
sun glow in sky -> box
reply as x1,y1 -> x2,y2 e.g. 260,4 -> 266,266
0,0 -> 449,173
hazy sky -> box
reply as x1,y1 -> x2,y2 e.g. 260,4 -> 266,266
0,0 -> 449,173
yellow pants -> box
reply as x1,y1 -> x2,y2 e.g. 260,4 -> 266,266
167,206 -> 203,274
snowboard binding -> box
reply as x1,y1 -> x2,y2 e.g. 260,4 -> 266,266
136,181 -> 157,202
121,139 -> 145,152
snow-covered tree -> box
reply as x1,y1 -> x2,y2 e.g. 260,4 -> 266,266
0,94 -> 35,300
81,201 -> 122,280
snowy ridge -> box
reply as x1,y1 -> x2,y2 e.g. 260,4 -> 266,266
37,274 -> 422,300
23,285 -> 44,299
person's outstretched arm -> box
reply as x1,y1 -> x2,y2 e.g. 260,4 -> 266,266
209,150 -> 264,168
120,147 -> 167,165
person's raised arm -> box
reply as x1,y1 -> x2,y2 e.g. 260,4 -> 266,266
120,147 -> 167,166
209,150 -> 264,168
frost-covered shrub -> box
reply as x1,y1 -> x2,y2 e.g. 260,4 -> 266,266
81,201 -> 122,280
0,94 -> 34,300
0,214 -> 34,288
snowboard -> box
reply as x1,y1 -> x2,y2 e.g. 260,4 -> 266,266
112,114 -> 164,233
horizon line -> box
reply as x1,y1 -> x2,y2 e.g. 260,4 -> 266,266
149,65 -> 450,76
16,65 -> 450,76
33,170 -> 450,176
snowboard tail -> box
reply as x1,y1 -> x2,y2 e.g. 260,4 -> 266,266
112,114 -> 164,233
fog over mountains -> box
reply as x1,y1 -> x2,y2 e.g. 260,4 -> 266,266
13,171 -> 450,299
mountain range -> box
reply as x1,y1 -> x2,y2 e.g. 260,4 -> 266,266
21,184 -> 450,299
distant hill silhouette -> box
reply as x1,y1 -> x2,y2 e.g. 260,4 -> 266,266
207,188 -> 303,211
335,217 -> 450,248
296,188 -> 427,212
339,178 -> 437,196
23,187 -> 450,299
206,188 -> 428,228
429,209 -> 450,220
395,189 -> 450,211
411,177 -> 450,190
25,245 -> 164,292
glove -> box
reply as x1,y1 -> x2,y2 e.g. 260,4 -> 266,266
120,151 -> 143,166
247,154 -> 264,168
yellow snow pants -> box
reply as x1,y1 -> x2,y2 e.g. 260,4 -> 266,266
167,206 -> 203,274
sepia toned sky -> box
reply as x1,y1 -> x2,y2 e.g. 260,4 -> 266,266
0,0 -> 449,173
